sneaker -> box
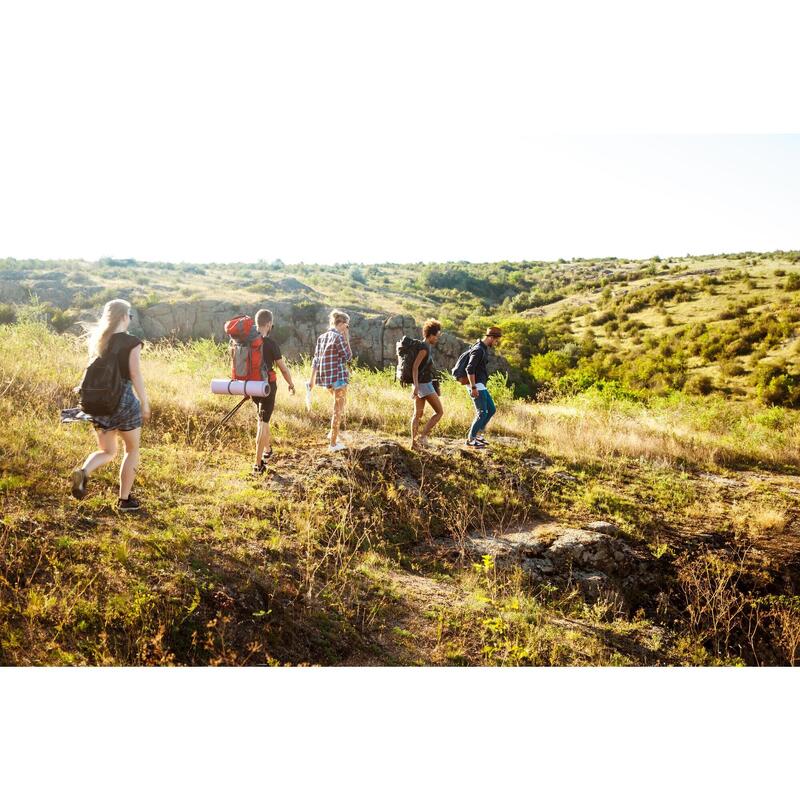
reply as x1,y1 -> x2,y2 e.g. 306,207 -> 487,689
70,468 -> 87,500
329,442 -> 347,453
252,461 -> 266,475
465,438 -> 487,448
118,495 -> 141,512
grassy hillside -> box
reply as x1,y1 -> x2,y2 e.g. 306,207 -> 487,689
2,323 -> 800,665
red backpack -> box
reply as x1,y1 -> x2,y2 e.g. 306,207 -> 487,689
224,315 -> 266,381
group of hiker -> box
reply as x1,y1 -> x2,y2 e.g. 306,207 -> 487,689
68,299 -> 503,512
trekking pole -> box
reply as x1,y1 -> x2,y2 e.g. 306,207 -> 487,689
207,396 -> 250,438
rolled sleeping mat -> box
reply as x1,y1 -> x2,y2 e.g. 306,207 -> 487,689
210,379 -> 271,398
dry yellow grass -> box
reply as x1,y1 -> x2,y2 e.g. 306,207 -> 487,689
2,322 -> 800,666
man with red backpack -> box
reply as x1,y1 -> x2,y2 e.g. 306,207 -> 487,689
225,309 -> 296,474
251,309 -> 295,472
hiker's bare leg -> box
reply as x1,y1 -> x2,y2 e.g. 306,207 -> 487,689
81,428 -> 118,476
420,393 -> 443,438
255,419 -> 271,462
411,396 -> 425,445
118,427 -> 141,499
329,387 -> 347,445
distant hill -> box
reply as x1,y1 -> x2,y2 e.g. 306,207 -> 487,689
1,249 -> 799,402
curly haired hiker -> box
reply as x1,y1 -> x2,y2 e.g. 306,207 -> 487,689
68,299 -> 150,511
310,309 -> 352,452
410,318 -> 444,450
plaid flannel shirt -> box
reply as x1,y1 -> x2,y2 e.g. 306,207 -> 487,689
312,328 -> 352,387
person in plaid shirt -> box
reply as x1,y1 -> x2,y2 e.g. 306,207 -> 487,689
310,309 -> 353,451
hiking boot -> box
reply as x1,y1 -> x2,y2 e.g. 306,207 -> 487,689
252,461 -> 267,475
260,448 -> 273,467
118,495 -> 141,512
70,468 -> 88,500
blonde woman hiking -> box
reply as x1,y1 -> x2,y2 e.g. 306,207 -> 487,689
69,299 -> 150,511
310,309 -> 352,452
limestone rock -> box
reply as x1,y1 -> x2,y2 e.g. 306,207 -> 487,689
584,520 -> 620,535
451,521 -> 650,604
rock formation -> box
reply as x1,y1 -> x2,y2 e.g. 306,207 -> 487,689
129,299 -> 508,372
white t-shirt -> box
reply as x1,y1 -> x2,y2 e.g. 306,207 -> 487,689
467,383 -> 487,392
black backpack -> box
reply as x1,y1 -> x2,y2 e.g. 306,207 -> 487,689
79,338 -> 124,416
396,336 -> 426,385
451,341 -> 481,385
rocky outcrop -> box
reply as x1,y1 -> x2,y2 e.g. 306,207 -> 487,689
125,299 -> 509,372
0,280 -> 76,308
3,268 -> 510,372
460,521 -> 657,605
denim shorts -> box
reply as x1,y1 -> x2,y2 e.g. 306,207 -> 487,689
417,382 -> 436,398
331,379 -> 348,390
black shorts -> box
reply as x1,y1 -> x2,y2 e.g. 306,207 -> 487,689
252,382 -> 277,422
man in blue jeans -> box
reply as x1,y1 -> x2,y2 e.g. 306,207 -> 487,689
465,325 -> 502,448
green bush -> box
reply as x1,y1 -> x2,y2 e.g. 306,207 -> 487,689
753,361 -> 800,407
528,350 -> 573,385
719,303 -> 749,321
719,359 -> 746,378
0,303 -> 16,325
785,274 -> 800,291
684,373 -> 715,396
49,309 -> 77,333
486,371 -> 516,409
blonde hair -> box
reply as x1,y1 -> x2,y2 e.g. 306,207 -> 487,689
329,309 -> 350,327
88,299 -> 131,359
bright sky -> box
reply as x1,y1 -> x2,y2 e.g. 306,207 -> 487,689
1,1 -> 798,265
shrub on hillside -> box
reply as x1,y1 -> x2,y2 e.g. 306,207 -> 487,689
508,290 -> 564,312
785,274 -> 800,291
719,358 -> 747,378
528,349 -> 574,386
753,361 -> 800,407
590,310 -> 614,326
48,308 -> 77,334
486,371 -> 516,409
0,303 -> 16,325
348,267 -> 367,284
684,373 -> 715,396
719,302 -> 749,321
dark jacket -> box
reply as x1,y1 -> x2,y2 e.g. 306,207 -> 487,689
465,340 -> 489,385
